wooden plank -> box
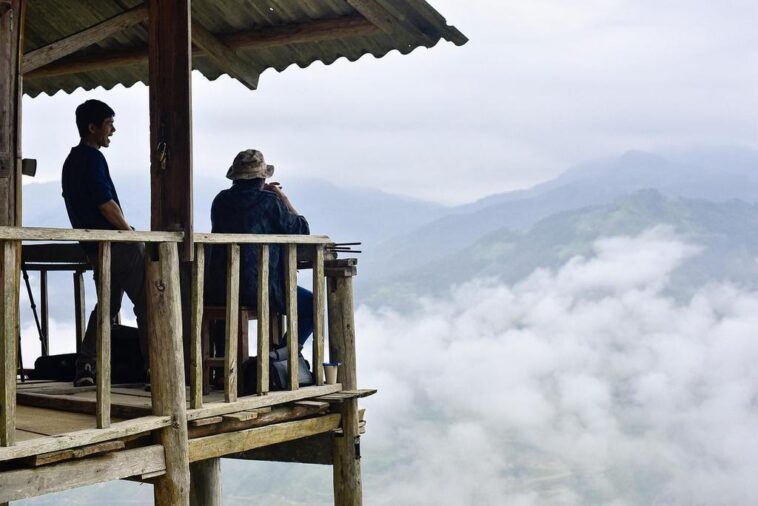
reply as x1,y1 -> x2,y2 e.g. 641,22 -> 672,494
312,245 -> 325,386
188,414 -> 341,462
190,243 -> 204,409
189,416 -> 222,428
16,391 -> 151,419
256,244 -> 269,395
225,244 -> 240,402
346,0 -> 396,33
21,440 -> 125,467
96,242 -> 111,429
22,4 -> 148,73
149,0 -> 193,261
73,270 -> 86,354
15,405 -> 119,436
317,389 -> 377,402
285,244 -> 298,390
221,411 -> 257,423
191,20 -> 258,90
231,432 -> 333,465
187,402 -> 323,439
186,384 -> 341,421
145,241 -> 191,504
0,241 -> 17,445
0,226 -> 182,242
26,16 -> 378,79
194,233 -> 331,245
0,415 -> 170,462
294,400 -> 330,410
0,445 -> 166,503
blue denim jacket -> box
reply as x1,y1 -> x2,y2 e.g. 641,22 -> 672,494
205,181 -> 309,312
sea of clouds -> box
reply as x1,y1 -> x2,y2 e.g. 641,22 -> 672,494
356,227 -> 758,505
18,227 -> 758,505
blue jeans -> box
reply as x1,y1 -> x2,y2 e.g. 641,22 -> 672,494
213,286 -> 313,355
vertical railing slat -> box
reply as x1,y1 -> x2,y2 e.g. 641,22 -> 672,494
285,244 -> 298,390
225,244 -> 240,402
190,243 -> 205,409
256,244 -> 270,395
1,240 -> 18,446
96,241 -> 111,429
39,269 -> 49,356
312,245 -> 325,386
73,270 -> 86,354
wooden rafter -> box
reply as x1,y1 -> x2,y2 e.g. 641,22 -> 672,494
191,20 -> 259,90
24,16 -> 378,79
346,0 -> 396,33
22,4 -> 148,74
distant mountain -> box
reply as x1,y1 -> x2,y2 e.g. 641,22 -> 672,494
363,190 -> 758,308
361,147 -> 758,282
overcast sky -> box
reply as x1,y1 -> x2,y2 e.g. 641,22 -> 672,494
22,0 -> 758,205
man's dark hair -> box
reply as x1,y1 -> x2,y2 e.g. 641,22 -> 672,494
75,99 -> 115,138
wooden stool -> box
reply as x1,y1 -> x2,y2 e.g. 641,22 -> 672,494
201,306 -> 281,395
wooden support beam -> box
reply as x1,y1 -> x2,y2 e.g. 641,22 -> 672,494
96,242 -> 111,429
0,445 -> 166,503
256,244 -> 270,395
191,20 -> 258,90
25,16 -> 379,79
333,398 -> 363,505
0,240 -> 18,446
232,431 -> 333,465
74,270 -> 86,353
313,245 -> 325,385
21,4 -> 148,73
285,244 -> 298,390
346,0 -> 396,33
145,241 -> 191,505
21,440 -> 125,467
188,403 -> 324,439
0,0 -> 23,227
188,414 -> 340,462
189,458 -> 221,506
225,244 -> 240,402
149,0 -> 194,261
0,415 -> 170,462
190,243 -> 204,409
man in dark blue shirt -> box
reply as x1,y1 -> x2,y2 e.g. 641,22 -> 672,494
206,150 -> 313,354
61,99 -> 148,387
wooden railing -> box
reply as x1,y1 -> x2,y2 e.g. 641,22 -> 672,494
190,233 -> 330,407
0,226 -> 332,446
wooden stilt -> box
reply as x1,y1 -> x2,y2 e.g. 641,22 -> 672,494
146,242 -> 190,505
189,458 -> 221,506
326,262 -> 362,506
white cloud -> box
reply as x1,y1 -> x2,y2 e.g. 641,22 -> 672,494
357,228 -> 758,504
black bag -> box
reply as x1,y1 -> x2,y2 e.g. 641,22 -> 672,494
242,346 -> 314,395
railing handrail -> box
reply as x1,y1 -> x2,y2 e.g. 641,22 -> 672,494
193,233 -> 332,245
0,226 -> 332,245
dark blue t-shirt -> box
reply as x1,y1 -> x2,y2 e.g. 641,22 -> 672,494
61,144 -> 120,256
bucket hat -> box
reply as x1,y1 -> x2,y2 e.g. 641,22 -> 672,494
226,149 -> 275,180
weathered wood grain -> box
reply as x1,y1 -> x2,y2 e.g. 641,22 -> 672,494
312,245 -> 325,385
190,243 -> 204,409
285,244 -> 299,390
96,242 -> 111,429
225,244 -> 240,402
257,244 -> 270,395
1,241 -> 18,445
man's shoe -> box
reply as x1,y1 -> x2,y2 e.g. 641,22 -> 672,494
73,362 -> 96,387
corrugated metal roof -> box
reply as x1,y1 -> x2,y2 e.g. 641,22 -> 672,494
22,0 -> 467,97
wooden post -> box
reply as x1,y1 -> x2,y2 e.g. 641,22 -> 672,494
146,242 -> 190,505
0,0 -> 23,228
225,244 -> 240,403
285,244 -> 298,390
96,242 -> 111,429
148,0 -> 193,260
39,269 -> 48,356
256,245 -> 270,395
326,261 -> 362,505
312,245 -> 325,386
189,458 -> 221,506
73,270 -> 86,354
190,243 -> 204,409
1,240 -> 18,446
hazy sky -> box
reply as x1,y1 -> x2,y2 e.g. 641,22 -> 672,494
22,0 -> 758,205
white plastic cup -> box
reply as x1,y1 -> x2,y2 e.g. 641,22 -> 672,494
323,363 -> 340,385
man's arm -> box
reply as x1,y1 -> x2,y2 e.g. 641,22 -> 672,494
264,182 -> 300,215
98,200 -> 132,231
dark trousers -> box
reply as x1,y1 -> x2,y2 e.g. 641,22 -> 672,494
78,242 -> 149,369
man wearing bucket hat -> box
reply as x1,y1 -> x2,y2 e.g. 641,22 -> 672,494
205,149 -> 313,357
